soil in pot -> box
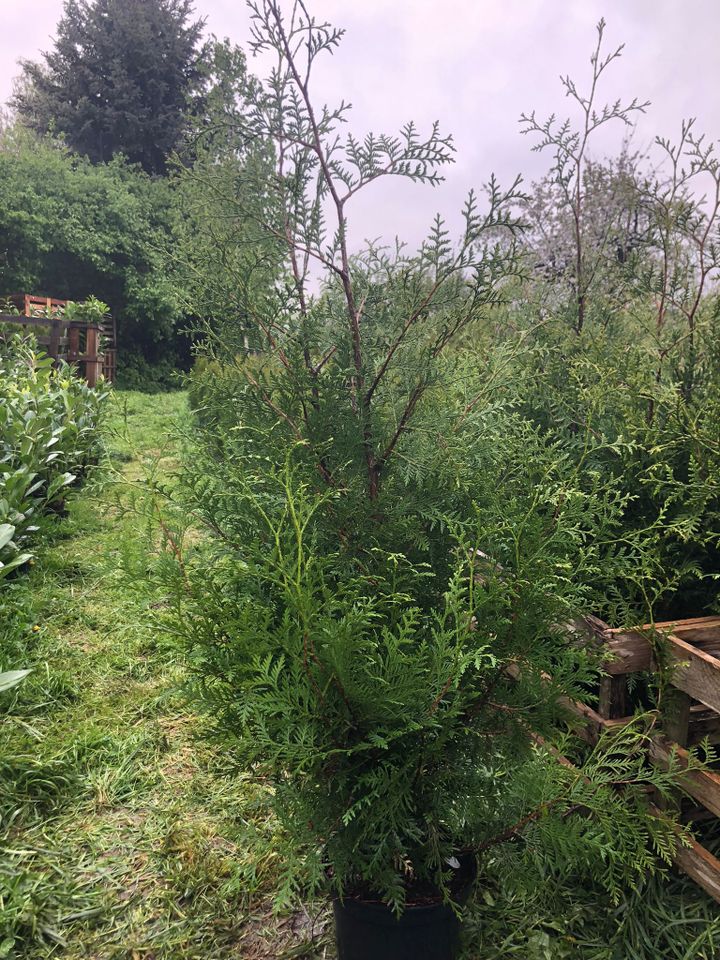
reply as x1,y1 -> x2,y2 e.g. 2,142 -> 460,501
333,854 -> 476,960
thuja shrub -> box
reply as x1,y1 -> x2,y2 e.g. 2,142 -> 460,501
511,26 -> 720,619
174,407 -> 690,910
500,304 -> 720,619
159,0 -> 700,921
0,333 -> 107,579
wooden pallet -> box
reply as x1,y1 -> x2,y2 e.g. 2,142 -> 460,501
566,615 -> 720,902
1,293 -> 117,384
8,293 -> 69,318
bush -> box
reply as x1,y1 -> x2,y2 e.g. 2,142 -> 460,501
0,125 -> 186,362
114,348 -> 186,393
175,408 -> 689,910
154,3 -> 698,922
0,333 -> 107,581
499,303 -> 720,618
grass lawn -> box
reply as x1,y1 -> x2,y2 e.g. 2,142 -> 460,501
2,389 -> 718,960
1,390 -> 328,960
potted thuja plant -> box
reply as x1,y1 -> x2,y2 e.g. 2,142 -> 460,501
173,3 -> 692,957
178,453 -> 689,959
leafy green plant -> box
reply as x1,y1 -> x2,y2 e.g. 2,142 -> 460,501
0,124 -> 186,362
63,296 -> 109,327
513,20 -> 720,618
174,437 -> 698,912
0,333 -> 107,579
463,858 -> 720,959
113,349 -> 185,393
156,1 -> 706,929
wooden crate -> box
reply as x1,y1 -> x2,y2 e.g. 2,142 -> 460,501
566,615 -> 720,902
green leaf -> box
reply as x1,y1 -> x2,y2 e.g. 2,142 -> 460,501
0,523 -> 15,550
0,669 -> 31,693
0,553 -> 33,579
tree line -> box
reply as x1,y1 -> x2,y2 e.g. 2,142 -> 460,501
1,0 -> 262,386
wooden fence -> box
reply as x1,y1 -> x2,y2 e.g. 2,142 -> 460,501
0,294 -> 116,384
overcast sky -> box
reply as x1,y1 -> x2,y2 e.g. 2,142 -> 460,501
2,0 -> 719,246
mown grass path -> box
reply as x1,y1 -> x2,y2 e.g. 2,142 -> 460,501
5,390 -> 718,960
4,391 -> 323,960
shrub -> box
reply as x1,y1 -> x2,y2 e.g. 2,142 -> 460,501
498,302 -> 720,618
114,348 -> 186,393
0,125 -> 186,361
513,27 -> 720,618
158,1 -> 698,922
175,415 -> 688,910
0,333 -> 107,580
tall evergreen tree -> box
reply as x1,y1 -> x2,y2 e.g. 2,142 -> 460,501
12,0 -> 205,174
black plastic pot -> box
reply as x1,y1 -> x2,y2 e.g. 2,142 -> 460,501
333,857 -> 476,960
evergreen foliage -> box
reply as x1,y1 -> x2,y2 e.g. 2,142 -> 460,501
172,413 -> 695,910
499,305 -> 720,619
511,34 -> 720,617
12,0 -> 206,174
1,0 -> 717,944
157,1 -> 709,916
167,39 -> 282,349
520,18 -> 649,334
